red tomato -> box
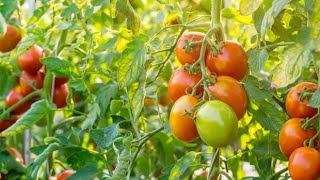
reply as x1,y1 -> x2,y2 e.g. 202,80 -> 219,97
55,77 -> 69,87
57,170 -> 76,180
7,147 -> 24,164
286,82 -> 317,118
18,45 -> 44,74
208,76 -> 248,119
176,32 -> 205,65
0,116 -> 18,132
0,25 -> 22,53
169,95 -> 199,142
279,118 -> 317,158
53,84 -> 69,108
168,67 -> 202,102
19,71 -> 45,95
288,147 -> 320,180
6,86 -> 32,115
205,41 -> 248,81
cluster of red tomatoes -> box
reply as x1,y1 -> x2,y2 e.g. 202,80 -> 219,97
279,82 -> 320,180
168,32 -> 248,147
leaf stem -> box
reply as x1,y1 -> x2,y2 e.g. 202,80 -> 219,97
207,148 -> 220,180
267,167 -> 288,180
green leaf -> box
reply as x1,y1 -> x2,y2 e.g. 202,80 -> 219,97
27,6 -> 47,25
0,148 -> 25,174
2,100 -> 51,137
64,147 -> 104,170
117,38 -> 146,88
240,0 -> 263,15
222,8 -> 252,25
0,12 -> 6,39
169,151 -> 197,180
0,66 -> 16,100
272,44 -> 313,88
131,78 -> 146,120
81,103 -> 100,129
94,82 -> 118,115
308,89 -> 320,108
68,164 -> 99,180
248,49 -> 269,76
41,57 -> 78,78
61,4 -> 80,18
260,0 -> 291,39
0,0 -> 17,20
90,124 -> 120,149
16,36 -> 39,56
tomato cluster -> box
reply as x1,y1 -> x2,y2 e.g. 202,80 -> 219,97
168,32 -> 248,147
279,82 -> 320,180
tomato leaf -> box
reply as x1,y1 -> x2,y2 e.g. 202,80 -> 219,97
248,49 -> 269,76
1,100 -> 51,137
0,66 -> 16,100
308,88 -> 320,108
0,0 -> 17,20
81,103 -> 100,130
41,57 -> 78,78
94,82 -> 119,115
0,148 -> 25,174
27,5 -> 48,25
115,0 -> 140,34
67,164 -> 99,180
240,0 -> 263,15
63,147 -> 104,170
169,151 -> 197,180
222,8 -> 252,25
0,12 -> 6,39
90,124 -> 120,149
61,4 -> 80,18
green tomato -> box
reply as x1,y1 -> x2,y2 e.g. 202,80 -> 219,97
196,100 -> 238,147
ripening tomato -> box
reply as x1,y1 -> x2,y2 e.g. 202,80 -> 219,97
168,67 -> 202,102
176,32 -> 205,65
53,84 -> 69,108
57,170 -> 76,180
286,82 -> 318,118
55,77 -> 69,87
205,41 -> 248,81
0,25 -> 22,53
18,45 -> 44,74
169,95 -> 199,142
279,118 -> 317,158
0,116 -> 18,132
20,71 -> 45,95
288,147 -> 320,180
6,86 -> 32,115
196,100 -> 238,147
208,76 -> 248,119
7,147 -> 24,164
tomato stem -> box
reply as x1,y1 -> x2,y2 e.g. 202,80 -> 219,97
308,130 -> 320,148
302,113 -> 320,129
219,170 -> 233,180
267,167 -> 288,180
211,0 -> 224,42
207,148 -> 220,180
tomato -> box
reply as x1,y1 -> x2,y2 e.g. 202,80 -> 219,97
144,98 -> 156,106
0,116 -> 18,132
288,147 -> 320,180
53,84 -> 69,108
205,41 -> 248,81
55,77 -> 69,87
279,118 -> 317,158
57,170 -> 76,180
18,45 -> 44,74
176,32 -> 205,65
157,86 -> 171,106
208,76 -> 247,119
6,86 -> 32,115
0,25 -> 22,53
7,147 -> 24,164
20,71 -> 45,95
168,67 -> 202,102
169,95 -> 199,142
286,82 -> 318,118
196,100 -> 238,147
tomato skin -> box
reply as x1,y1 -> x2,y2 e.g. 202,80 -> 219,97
208,76 -> 247,119
205,41 -> 248,81
19,71 -> 44,95
0,25 -> 22,53
18,45 -> 44,75
196,100 -> 238,147
168,67 -> 202,102
7,147 -> 24,165
176,32 -> 205,65
169,95 -> 199,142
286,82 -> 318,118
6,86 -> 32,115
53,84 -> 69,108
288,147 -> 320,180
0,116 -> 18,133
57,170 -> 76,180
55,77 -> 69,87
279,118 -> 317,158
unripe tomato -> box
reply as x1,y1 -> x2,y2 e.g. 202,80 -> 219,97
205,41 -> 248,81
7,147 -> 24,165
54,77 -> 69,87
168,67 -> 202,102
19,71 -> 44,95
286,82 -> 317,118
57,170 -> 76,180
176,32 -> 205,65
279,118 -> 317,158
169,95 -> 199,142
0,25 -> 22,53
53,84 -> 69,108
0,116 -> 18,132
6,86 -> 32,115
208,76 -> 248,119
288,147 -> 320,180
196,100 -> 238,147
18,45 -> 44,74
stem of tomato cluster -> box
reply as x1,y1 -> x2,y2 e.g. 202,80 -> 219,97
267,167 -> 288,180
207,148 -> 220,180
211,0 -> 224,42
